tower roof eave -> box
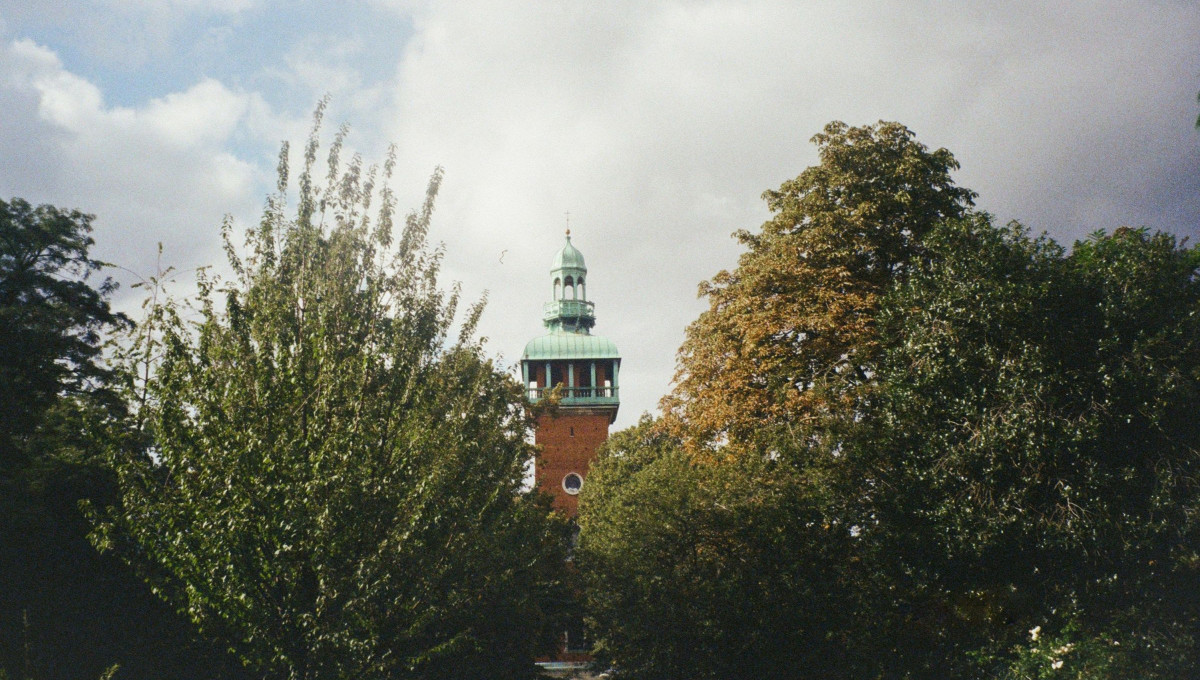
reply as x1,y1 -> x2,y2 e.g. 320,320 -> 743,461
522,331 -> 620,361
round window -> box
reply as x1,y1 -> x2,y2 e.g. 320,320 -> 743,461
562,472 -> 583,495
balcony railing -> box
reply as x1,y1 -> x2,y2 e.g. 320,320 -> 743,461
543,299 -> 595,323
527,385 -> 619,404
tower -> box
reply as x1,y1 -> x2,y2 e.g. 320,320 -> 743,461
524,230 -> 619,665
521,231 -> 620,517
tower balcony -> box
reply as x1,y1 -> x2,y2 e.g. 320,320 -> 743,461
543,299 -> 595,324
522,332 -> 620,420
526,385 -> 620,407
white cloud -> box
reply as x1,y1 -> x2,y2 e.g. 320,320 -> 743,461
374,0 -> 1200,427
0,0 -> 258,69
1,1 -> 1197,428
0,38 -> 270,304
10,40 -> 105,130
141,78 -> 250,147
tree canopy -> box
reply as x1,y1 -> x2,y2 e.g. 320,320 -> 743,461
578,417 -> 858,680
0,198 -> 127,462
96,109 -> 568,680
835,220 -> 1200,677
663,121 -> 975,456
0,199 -> 248,679
581,121 -> 1200,679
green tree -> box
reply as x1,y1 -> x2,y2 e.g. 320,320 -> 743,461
1,394 -> 252,680
95,109 -> 568,680
586,122 -> 980,679
591,118 -> 1198,678
834,219 -> 1200,677
0,199 -> 247,680
577,417 -> 859,680
0,198 -> 127,463
663,121 -> 975,456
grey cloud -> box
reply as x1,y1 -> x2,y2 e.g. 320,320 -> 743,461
2,1 -> 1197,428
378,0 -> 1200,427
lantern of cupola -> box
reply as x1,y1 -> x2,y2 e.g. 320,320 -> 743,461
546,231 -> 594,332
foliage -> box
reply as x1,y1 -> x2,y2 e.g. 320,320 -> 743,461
0,197 -> 127,463
0,661 -> 119,680
587,119 -> 1199,678
663,121 -> 975,455
0,199 -> 246,680
95,108 -> 568,680
996,611 -> 1196,680
1,395 -> 251,680
577,416 -> 858,680
833,219 -> 1200,677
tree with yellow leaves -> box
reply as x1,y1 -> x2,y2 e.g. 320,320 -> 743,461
663,121 -> 975,457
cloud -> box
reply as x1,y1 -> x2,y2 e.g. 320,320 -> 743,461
102,0 -> 257,10
0,38 -> 269,303
1,1 -> 1197,427
0,0 -> 258,68
374,0 -> 1200,427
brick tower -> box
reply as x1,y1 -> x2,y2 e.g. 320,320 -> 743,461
522,230 -> 620,518
523,231 -> 618,663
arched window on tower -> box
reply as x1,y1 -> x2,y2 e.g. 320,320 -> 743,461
564,275 -> 575,300
553,277 -> 561,301
578,277 -> 586,300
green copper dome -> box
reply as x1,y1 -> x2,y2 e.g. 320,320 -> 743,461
551,232 -> 587,273
523,331 -> 620,361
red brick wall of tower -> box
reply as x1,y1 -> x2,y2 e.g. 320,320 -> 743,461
534,408 -> 612,517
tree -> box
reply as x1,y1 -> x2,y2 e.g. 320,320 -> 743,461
591,214 -> 1200,679
95,108 -> 569,680
577,417 -> 859,680
585,122 -> 981,679
0,393 -> 253,680
832,218 -> 1200,677
0,198 -> 127,463
591,117 -> 1198,677
0,199 -> 246,680
663,121 -> 975,456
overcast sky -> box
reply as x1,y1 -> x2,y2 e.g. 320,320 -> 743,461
1,1 -> 1198,429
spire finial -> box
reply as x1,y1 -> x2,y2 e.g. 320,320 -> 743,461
565,211 -> 571,239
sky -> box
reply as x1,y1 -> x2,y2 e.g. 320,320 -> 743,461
1,0 -> 1198,430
